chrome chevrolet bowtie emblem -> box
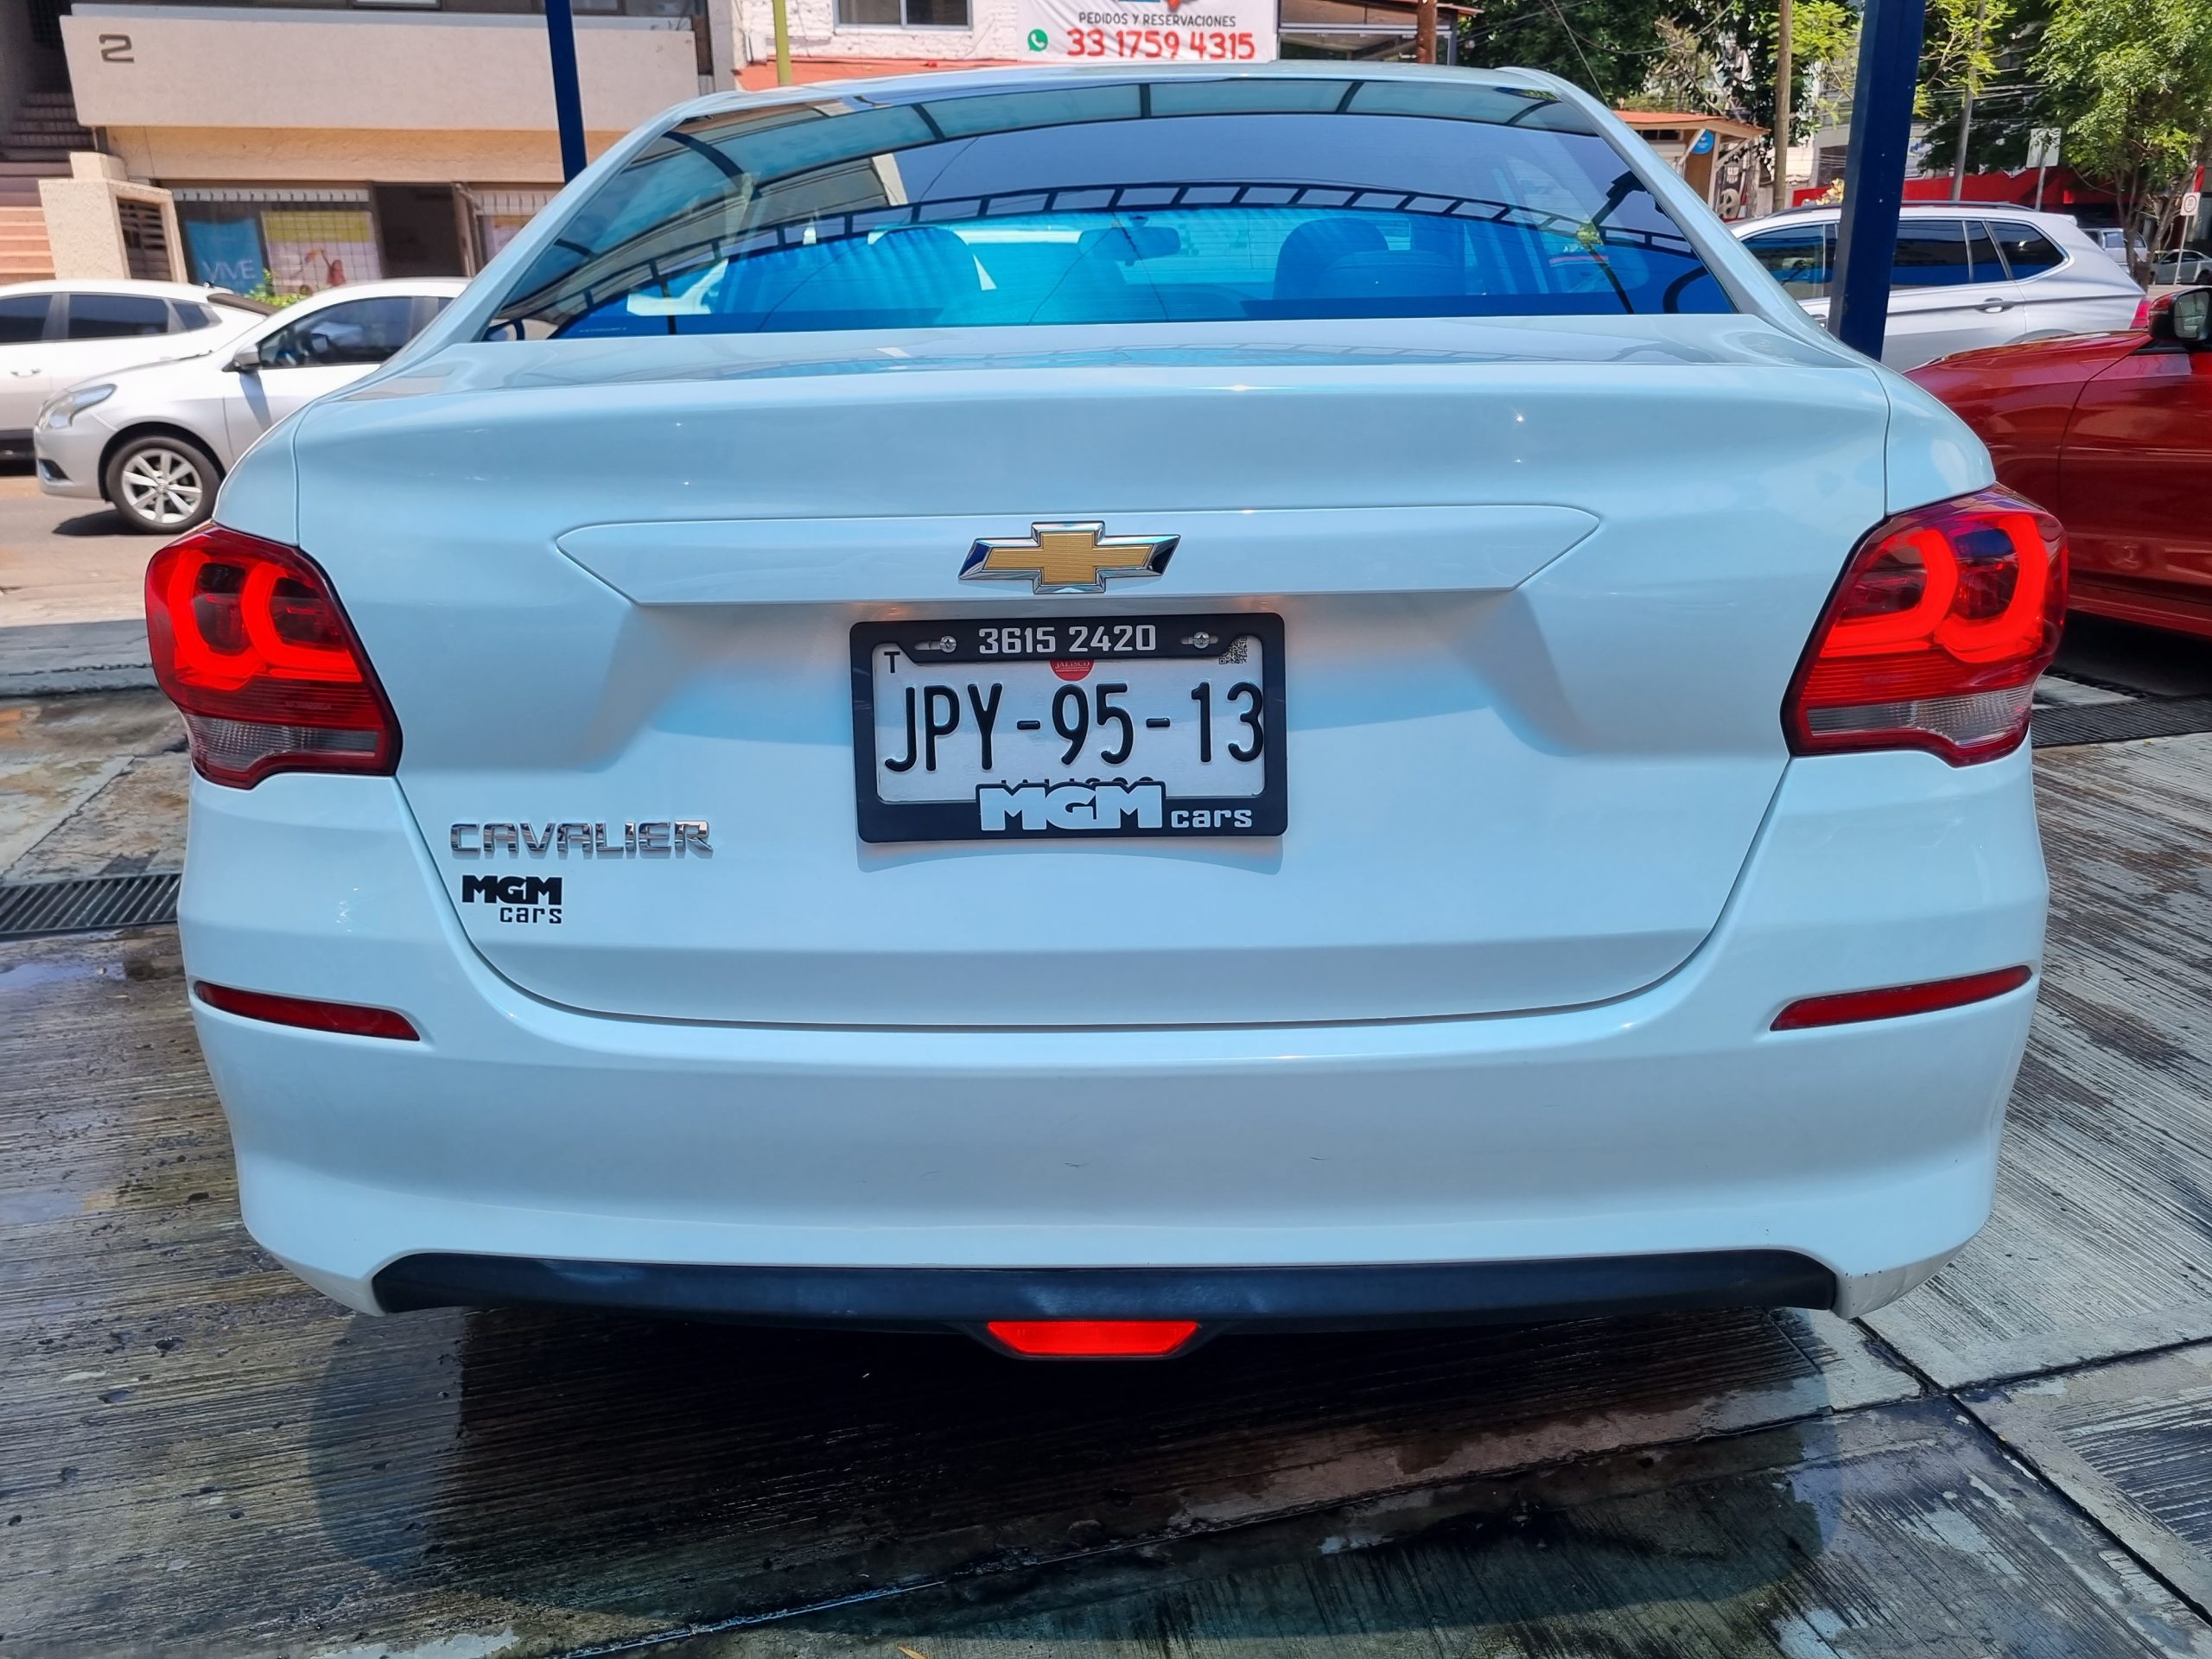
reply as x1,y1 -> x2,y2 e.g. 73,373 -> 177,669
961,521 -> 1179,595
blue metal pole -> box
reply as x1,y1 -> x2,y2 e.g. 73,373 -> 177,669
1830,0 -> 1929,359
545,0 -> 588,183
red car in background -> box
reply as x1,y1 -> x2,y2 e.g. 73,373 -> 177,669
1909,288 -> 2212,637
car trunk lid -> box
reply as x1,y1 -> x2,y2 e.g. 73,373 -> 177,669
291,322 -> 1890,1027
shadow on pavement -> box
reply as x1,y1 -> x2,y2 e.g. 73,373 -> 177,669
303,1300 -> 1836,1635
52,509 -> 132,538
2055,613 -> 2212,698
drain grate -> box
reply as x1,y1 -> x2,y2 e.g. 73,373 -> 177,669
2033,696 -> 2212,749
0,873 -> 181,941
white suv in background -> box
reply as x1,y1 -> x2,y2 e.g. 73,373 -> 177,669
1732,204 -> 2143,367
0,279 -> 270,461
35,278 -> 463,533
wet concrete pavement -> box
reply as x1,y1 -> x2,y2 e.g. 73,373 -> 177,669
10,683 -> 2212,1655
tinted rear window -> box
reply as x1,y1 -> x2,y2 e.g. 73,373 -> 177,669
67,292 -> 174,339
1891,220 -> 1974,288
488,77 -> 1731,338
1988,220 -> 2065,278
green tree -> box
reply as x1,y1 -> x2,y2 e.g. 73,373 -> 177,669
1919,0 -> 2013,117
2036,0 -> 2212,272
1621,0 -> 1851,136
1453,0 -> 1676,106
1917,0 -> 2054,176
1463,0 -> 1859,209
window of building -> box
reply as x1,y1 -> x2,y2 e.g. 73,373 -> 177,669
1742,223 -> 1832,298
836,0 -> 968,26
89,0 -> 696,14
175,189 -> 385,296
118,200 -> 174,283
459,186 -> 560,269
0,295 -> 50,345
1988,221 -> 2066,280
65,292 -> 175,339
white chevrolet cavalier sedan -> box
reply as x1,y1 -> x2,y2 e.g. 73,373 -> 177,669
151,65 -> 2058,1359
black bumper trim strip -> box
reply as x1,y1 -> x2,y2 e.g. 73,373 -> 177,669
372,1250 -> 1836,1329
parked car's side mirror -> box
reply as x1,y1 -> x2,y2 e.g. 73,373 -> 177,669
2146,288 -> 2212,350
225,342 -> 263,373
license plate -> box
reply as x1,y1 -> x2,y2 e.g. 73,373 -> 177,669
849,613 -> 1287,842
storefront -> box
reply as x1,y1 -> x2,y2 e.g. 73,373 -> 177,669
174,187 -> 381,292
171,182 -> 563,293
58,3 -> 698,292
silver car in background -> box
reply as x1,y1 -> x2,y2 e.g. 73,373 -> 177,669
1732,203 -> 2144,368
0,279 -> 269,461
35,278 -> 462,533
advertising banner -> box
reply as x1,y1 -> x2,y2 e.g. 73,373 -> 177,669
262,209 -> 381,293
181,216 -> 264,290
1016,0 -> 1276,64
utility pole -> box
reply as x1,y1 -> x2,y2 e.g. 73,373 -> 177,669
771,0 -> 793,84
545,0 -> 588,182
1948,0 -> 1987,200
1416,0 -> 1438,64
1833,0 -> 1930,358
1773,0 -> 1794,212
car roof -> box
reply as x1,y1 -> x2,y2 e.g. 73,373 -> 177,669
0,276 -> 243,302
1735,203 -> 2081,229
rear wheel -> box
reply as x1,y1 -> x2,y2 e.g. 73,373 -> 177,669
106,434 -> 219,534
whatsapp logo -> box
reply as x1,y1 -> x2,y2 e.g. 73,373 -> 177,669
1027,26 -> 1048,47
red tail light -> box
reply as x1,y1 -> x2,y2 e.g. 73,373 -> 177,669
2131,298 -> 2151,329
1785,487 -> 2065,766
1773,965 -> 2032,1030
146,524 -> 398,789
194,981 -> 419,1040
985,1319 -> 1200,1358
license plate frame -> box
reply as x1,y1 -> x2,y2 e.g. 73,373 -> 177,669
849,612 -> 1287,844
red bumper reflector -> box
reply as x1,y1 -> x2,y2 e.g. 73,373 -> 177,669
194,981 -> 419,1041
985,1319 -> 1200,1357
1773,966 -> 2032,1031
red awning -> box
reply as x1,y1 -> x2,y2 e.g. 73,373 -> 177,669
736,56 -> 1019,90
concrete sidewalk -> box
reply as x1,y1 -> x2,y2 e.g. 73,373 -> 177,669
10,691 -> 2212,1656
0,468 -> 156,696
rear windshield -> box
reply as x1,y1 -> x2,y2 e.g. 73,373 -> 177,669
487,76 -> 1732,338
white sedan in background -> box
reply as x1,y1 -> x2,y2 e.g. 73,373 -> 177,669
150,66 -> 2054,1359
0,278 -> 270,461
35,277 -> 463,532
1733,203 -> 2143,367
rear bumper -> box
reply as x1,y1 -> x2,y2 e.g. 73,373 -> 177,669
375,1252 -> 1839,1342
181,745 -> 2045,1328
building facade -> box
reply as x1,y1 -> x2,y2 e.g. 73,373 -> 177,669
10,0 -> 713,289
